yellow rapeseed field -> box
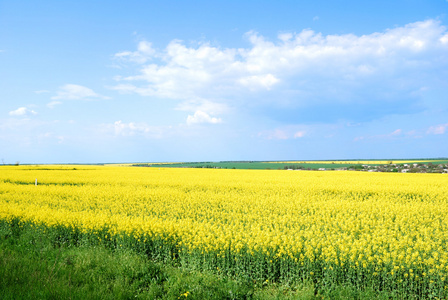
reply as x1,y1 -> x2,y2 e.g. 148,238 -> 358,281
1,165 -> 447,296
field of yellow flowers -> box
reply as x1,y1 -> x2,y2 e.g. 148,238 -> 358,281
1,166 -> 447,297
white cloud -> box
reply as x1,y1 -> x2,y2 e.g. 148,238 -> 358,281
38,132 -> 65,144
278,33 -> 293,42
294,131 -> 306,138
238,74 -> 279,90
99,117 -> 225,141
258,127 -> 309,140
258,129 -> 289,140
175,99 -> 229,115
441,34 -> 448,45
427,123 -> 448,135
34,90 -> 50,94
114,41 -> 155,64
47,101 -> 62,108
9,107 -> 37,116
389,129 -> 402,136
186,111 -> 222,125
110,83 -> 139,94
112,19 -> 448,109
354,128 -> 403,141
52,84 -> 110,100
108,120 -> 167,138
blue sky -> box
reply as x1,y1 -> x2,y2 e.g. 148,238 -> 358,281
1,0 -> 447,163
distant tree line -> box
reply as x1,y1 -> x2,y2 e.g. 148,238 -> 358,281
283,165 -> 304,170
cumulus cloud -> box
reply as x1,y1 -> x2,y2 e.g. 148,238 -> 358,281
238,74 -> 279,90
186,111 -> 222,125
441,34 -> 448,45
427,123 -> 448,135
52,84 -> 110,100
9,107 -> 37,116
112,20 -> 448,109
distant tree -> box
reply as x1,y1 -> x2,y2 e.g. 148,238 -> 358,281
348,165 -> 364,171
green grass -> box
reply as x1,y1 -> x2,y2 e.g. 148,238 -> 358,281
134,162 -> 355,170
0,221 -> 313,299
0,221 -> 416,299
134,159 -> 448,170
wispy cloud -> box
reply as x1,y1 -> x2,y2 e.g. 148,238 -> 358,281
175,99 -> 229,115
354,129 -> 403,141
294,131 -> 306,138
258,128 -> 307,140
100,120 -> 172,139
52,84 -> 110,100
114,41 -> 155,64
9,107 -> 37,116
427,123 -> 448,135
389,129 -> 402,136
258,129 -> 289,140
34,90 -> 50,94
46,101 -> 62,109
38,132 -> 65,144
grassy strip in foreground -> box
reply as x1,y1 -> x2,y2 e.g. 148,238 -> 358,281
0,221 -> 407,299
0,222 -> 264,299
